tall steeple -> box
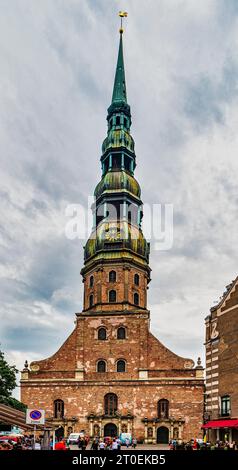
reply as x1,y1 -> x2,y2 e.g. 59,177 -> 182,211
81,19 -> 150,314
111,32 -> 127,104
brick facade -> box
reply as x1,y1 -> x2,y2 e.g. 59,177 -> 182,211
205,277 -> 238,442
21,310 -> 204,443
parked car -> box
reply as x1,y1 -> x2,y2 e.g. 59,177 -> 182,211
67,432 -> 84,445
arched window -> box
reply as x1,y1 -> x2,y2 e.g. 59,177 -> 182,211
109,270 -> 116,283
158,399 -> 169,419
116,116 -> 120,126
54,399 -> 64,419
109,290 -> 116,303
98,327 -> 107,340
117,327 -> 126,340
104,393 -> 118,416
134,274 -> 139,286
89,294 -> 94,308
134,292 -> 139,306
97,360 -> 106,373
90,275 -> 94,288
117,359 -> 126,373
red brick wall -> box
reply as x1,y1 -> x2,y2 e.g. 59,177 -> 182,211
21,381 -> 203,442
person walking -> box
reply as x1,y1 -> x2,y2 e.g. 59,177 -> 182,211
111,439 -> 118,450
91,439 -> 99,450
55,438 -> 66,450
99,440 -> 105,450
132,437 -> 137,449
116,437 -> 121,450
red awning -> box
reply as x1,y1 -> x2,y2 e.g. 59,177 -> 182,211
202,419 -> 238,429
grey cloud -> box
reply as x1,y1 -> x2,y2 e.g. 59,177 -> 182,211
0,0 -> 238,377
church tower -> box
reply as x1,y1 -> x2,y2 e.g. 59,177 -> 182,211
21,22 -> 204,444
81,29 -> 150,314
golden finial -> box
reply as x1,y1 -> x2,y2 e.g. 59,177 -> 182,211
118,11 -> 128,34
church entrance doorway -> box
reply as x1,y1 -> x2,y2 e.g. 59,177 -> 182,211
157,426 -> 169,444
104,423 -> 117,437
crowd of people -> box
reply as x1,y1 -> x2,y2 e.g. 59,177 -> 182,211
0,434 -> 137,451
90,436 -> 137,450
0,435 -> 36,450
169,438 -> 238,450
2,433 -> 237,451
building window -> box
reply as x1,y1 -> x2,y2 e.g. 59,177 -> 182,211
117,327 -> 126,340
158,399 -> 169,419
54,399 -> 64,419
221,396 -> 230,416
89,294 -> 94,308
97,360 -> 106,373
116,116 -> 120,126
134,274 -> 139,286
134,292 -> 139,306
117,359 -> 126,372
98,327 -> 107,340
109,290 -> 116,303
104,393 -> 118,416
109,270 -> 116,283
90,275 -> 94,288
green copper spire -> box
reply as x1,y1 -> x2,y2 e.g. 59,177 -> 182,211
111,32 -> 127,104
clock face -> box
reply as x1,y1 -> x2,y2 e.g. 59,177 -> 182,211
105,226 -> 117,241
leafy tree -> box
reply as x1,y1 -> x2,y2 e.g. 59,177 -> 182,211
0,349 -> 26,411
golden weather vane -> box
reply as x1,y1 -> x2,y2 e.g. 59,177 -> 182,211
118,11 -> 128,33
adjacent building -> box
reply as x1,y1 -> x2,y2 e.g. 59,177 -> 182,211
20,27 -> 204,444
204,277 -> 238,442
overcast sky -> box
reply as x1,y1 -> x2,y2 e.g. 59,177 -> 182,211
1,0 -> 238,397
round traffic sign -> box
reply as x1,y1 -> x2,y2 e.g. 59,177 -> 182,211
30,410 -> 42,420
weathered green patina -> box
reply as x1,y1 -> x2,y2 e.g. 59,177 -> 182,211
112,32 -> 127,104
82,31 -> 150,269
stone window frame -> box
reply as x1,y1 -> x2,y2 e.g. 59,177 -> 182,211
89,275 -> 94,288
109,289 -> 117,303
109,270 -> 117,283
97,326 -> 107,341
104,393 -> 118,416
157,399 -> 169,419
134,292 -> 139,306
220,395 -> 231,417
117,326 -> 127,340
134,273 -> 140,286
54,399 -> 64,419
116,358 -> 127,373
89,294 -> 94,308
96,359 -> 107,373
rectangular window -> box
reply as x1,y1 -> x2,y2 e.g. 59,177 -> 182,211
221,396 -> 230,416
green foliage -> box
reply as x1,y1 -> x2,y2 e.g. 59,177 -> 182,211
0,349 -> 26,411
0,395 -> 27,412
0,349 -> 18,397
